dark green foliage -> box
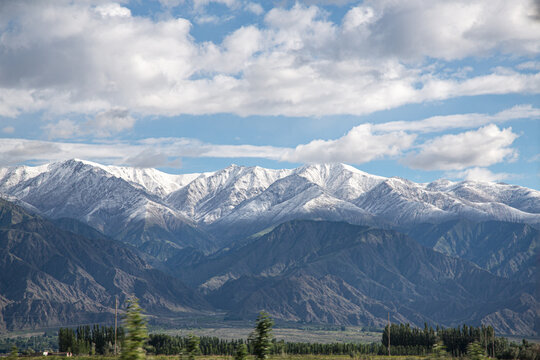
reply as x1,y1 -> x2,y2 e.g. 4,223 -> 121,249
250,311 -> 274,360
381,322 -> 436,355
0,334 -> 57,354
467,341 -> 487,360
147,334 -> 245,356
235,343 -> 248,360
58,325 -> 124,355
431,342 -> 448,358
141,325 -> 538,359
437,324 -> 494,357
186,334 -> 200,360
8,345 -> 18,360
379,322 -> 540,359
121,298 -> 148,360
146,333 -> 384,356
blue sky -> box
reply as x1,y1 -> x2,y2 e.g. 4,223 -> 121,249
0,0 -> 539,189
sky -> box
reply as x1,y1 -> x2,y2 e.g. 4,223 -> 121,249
0,0 -> 539,189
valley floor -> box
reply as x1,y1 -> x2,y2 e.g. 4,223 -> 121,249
11,356 -> 431,360
157,327 -> 381,344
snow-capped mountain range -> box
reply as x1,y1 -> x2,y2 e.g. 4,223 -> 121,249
0,159 -> 539,256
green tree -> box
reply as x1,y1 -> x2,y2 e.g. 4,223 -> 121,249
121,297 -> 148,360
8,345 -> 18,360
235,343 -> 248,360
250,311 -> 274,360
186,334 -> 200,360
432,342 -> 448,358
467,341 -> 486,360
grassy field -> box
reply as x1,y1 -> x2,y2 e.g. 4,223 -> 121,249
13,356 -> 428,360
157,326 -> 381,344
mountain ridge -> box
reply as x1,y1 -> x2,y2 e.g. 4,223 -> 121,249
183,220 -> 538,335
0,198 -> 212,332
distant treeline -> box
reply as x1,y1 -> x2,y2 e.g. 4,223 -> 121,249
0,334 -> 57,354
58,325 -> 125,355
147,334 -> 385,356
51,322 -> 539,359
382,323 -> 539,359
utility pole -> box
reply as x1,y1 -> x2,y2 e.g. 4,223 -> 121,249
388,312 -> 391,357
492,329 -> 495,358
114,296 -> 118,356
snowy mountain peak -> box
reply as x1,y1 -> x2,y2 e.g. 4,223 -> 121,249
49,158 -> 203,196
1,160 -> 539,242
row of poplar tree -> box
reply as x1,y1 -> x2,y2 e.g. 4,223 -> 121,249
381,323 -> 539,359
58,325 -> 125,355
57,300 -> 539,360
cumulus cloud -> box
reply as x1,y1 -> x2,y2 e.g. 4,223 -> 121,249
405,125 -> 519,170
372,104 -> 540,134
44,119 -> 81,139
3,103 -> 536,168
0,0 -> 538,119
86,108 -> 135,137
282,124 -> 416,163
0,138 -> 142,167
447,167 -> 515,182
245,2 -> 263,15
193,0 -> 238,11
43,108 -> 135,139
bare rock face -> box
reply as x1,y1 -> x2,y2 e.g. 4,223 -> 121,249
1,160 -> 539,255
407,219 -> 540,281
182,220 -> 539,336
0,198 -> 211,332
1,160 -> 539,336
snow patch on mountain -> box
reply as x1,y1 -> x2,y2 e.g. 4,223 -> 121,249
1,159 -> 539,247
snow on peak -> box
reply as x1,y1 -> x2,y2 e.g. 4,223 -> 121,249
1,159 -> 539,231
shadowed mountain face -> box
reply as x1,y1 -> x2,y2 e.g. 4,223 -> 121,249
407,220 -> 540,282
0,198 -> 211,332
0,159 -> 215,260
1,160 -> 539,255
0,160 -> 539,336
177,220 -> 538,336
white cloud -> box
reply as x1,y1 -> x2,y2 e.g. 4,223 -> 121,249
0,117 -> 529,170
0,137 -> 288,168
517,61 -> 540,70
43,108 -> 135,139
86,108 -> 135,137
0,138 -> 135,167
195,14 -> 221,24
193,0 -> 238,11
528,153 -> 540,162
44,119 -> 81,139
405,125 -> 519,170
245,2 -> 263,15
447,167 -> 515,182
158,0 -> 185,9
340,0 -> 540,61
95,3 -> 131,18
372,104 -> 540,134
282,124 -> 416,163
3,104 -> 537,168
0,0 -> 538,119
0,123 -> 418,167
2,126 -> 15,134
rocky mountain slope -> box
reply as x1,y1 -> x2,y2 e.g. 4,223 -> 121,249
1,160 -> 539,254
0,198 -> 211,331
407,220 -> 539,281
0,160 -> 215,259
176,220 -> 538,335
1,160 -> 539,335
